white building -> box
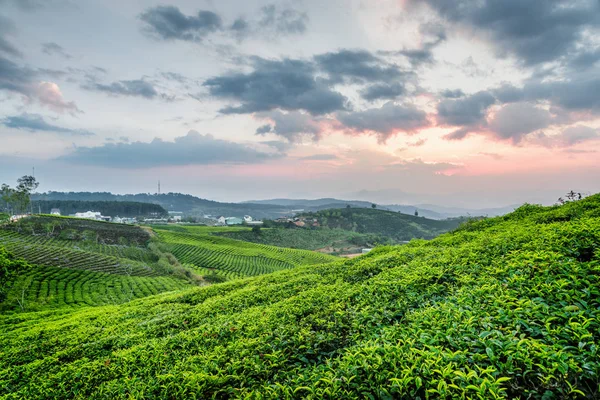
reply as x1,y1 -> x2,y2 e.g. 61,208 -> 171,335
50,208 -> 61,216
243,215 -> 253,223
216,216 -> 226,225
75,211 -> 102,220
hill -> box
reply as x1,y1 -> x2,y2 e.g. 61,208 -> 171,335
0,216 -> 195,311
1,195 -> 598,397
153,226 -> 338,280
32,192 -> 289,219
215,227 -> 384,254
30,200 -> 167,218
297,207 -> 465,241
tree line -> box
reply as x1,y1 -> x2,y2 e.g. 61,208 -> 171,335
1,176 -> 39,215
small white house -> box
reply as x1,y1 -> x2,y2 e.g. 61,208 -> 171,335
243,215 -> 253,222
75,211 -> 102,220
50,208 -> 61,216
216,216 -> 226,225
362,248 -> 373,254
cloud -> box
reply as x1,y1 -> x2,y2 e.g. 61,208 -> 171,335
557,125 -> 600,146
0,15 -> 21,58
204,57 -> 347,115
58,130 -> 282,168
1,113 -> 94,136
299,154 -> 338,161
255,124 -> 273,135
407,138 -> 427,147
260,140 -> 293,152
140,6 -> 222,42
361,82 -> 406,101
41,42 -> 71,59
437,90 -> 496,127
487,103 -> 553,142
314,49 -> 404,84
414,0 -> 600,66
440,89 -> 464,99
33,81 -> 81,113
259,4 -> 308,34
337,102 -> 430,142
0,56 -> 80,113
85,79 -> 159,99
479,152 -> 504,160
255,110 -> 325,142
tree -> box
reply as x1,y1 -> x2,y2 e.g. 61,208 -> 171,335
557,190 -> 584,205
16,175 -> 38,214
414,209 -> 419,217
252,225 -> 261,234
346,204 -> 351,209
371,204 -> 376,209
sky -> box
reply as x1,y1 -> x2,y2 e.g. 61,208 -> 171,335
0,0 -> 599,208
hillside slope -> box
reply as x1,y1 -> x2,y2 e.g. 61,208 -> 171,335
298,207 -> 464,241
0,216 -> 194,311
1,196 -> 599,398
154,226 -> 338,279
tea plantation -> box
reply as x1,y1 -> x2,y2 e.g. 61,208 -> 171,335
1,195 -> 599,398
154,227 -> 338,278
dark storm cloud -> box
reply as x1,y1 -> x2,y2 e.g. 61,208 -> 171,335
41,42 -> 71,59
140,6 -> 222,42
314,49 -> 404,84
437,91 -> 496,126
1,113 -> 94,136
360,82 -> 406,101
204,57 -> 347,115
85,79 -> 159,99
59,130 -> 282,168
415,0 -> 600,66
259,4 -> 308,34
337,102 -> 430,141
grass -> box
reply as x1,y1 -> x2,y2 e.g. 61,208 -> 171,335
0,195 -> 598,398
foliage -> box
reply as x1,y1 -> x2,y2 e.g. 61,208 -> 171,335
154,227 -> 338,279
297,207 -> 464,241
1,175 -> 38,214
5,215 -> 151,246
218,227 -> 388,253
0,195 -> 599,398
0,246 -> 32,302
31,200 -> 167,217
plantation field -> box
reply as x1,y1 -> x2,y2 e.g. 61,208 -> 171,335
1,195 -> 598,398
2,264 -> 189,311
154,228 -> 338,278
0,217 -> 197,312
215,227 -> 387,253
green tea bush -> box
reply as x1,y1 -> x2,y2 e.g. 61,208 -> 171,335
0,195 -> 599,398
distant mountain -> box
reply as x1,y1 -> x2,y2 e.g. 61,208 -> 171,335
243,198 -> 376,208
243,197 -> 515,219
32,192 -> 289,220
409,203 -> 520,218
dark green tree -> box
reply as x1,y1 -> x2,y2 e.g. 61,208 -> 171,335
371,204 -> 376,209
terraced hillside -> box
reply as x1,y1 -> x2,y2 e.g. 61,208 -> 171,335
154,227 -> 338,279
0,216 -> 193,311
1,196 -> 599,398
